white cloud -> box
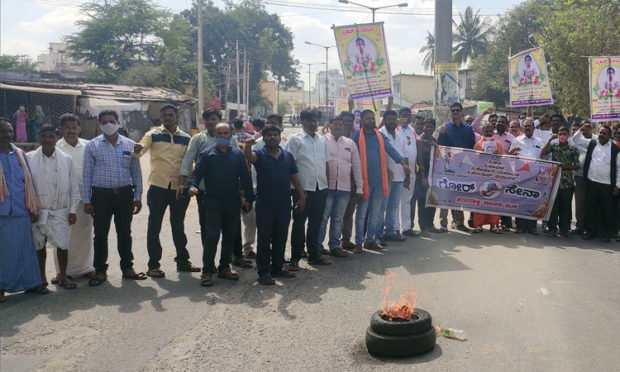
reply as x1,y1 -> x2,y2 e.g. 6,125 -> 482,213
18,6 -> 84,36
0,38 -> 48,59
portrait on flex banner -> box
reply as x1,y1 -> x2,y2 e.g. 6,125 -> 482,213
347,36 -> 378,73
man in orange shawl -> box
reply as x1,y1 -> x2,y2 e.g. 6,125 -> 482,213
472,123 -> 504,233
351,110 -> 410,250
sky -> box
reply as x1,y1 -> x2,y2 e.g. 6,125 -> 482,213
0,0 -> 524,90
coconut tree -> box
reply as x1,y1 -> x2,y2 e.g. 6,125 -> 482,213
419,31 -> 435,73
452,6 -> 493,67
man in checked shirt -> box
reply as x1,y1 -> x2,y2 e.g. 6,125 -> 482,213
82,110 -> 144,286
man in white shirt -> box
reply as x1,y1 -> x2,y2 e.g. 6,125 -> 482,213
396,110 -> 419,237
28,125 -> 80,289
285,109 -> 332,268
509,119 -> 544,234
570,123 -> 597,234
55,114 -> 95,279
573,125 -> 620,242
379,110 -> 408,242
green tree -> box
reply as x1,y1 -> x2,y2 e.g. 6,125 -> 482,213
537,0 -> 620,117
419,31 -> 434,73
452,6 -> 493,67
0,55 -> 38,73
278,99 -> 290,115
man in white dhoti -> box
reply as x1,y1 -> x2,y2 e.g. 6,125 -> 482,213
55,114 -> 95,279
27,125 -> 80,289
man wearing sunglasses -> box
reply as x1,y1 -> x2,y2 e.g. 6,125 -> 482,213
437,102 -> 476,233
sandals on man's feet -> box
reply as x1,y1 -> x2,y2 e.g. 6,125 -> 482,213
50,274 -> 62,285
200,273 -> 213,287
147,268 -> 166,278
88,272 -> 107,286
26,285 -> 50,294
122,270 -> 147,280
57,280 -> 77,290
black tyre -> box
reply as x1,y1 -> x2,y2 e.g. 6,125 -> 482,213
365,326 -> 436,358
370,309 -> 433,336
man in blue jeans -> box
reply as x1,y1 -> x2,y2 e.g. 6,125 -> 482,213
351,110 -> 409,251
318,116 -> 363,257
244,125 -> 305,285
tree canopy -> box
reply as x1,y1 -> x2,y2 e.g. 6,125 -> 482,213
452,6 -> 494,67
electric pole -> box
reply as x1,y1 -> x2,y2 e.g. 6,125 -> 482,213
434,0 -> 452,123
236,40 -> 240,119
196,0 -> 204,125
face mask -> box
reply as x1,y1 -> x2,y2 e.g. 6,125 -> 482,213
101,122 -> 119,136
215,137 -> 231,147
558,134 -> 569,144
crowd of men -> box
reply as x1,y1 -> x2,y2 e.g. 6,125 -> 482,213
1,101 -> 619,301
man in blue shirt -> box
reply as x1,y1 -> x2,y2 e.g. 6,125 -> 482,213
0,119 -> 45,302
189,123 -> 254,287
437,102 -> 475,233
83,110 -> 144,286
244,124 -> 305,285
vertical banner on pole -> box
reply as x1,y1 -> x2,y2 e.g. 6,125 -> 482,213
434,63 -> 460,105
508,47 -> 553,107
333,22 -> 393,100
588,56 -> 620,122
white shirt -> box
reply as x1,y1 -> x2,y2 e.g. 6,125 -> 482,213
57,137 -> 88,197
284,130 -> 330,191
588,141 -> 620,186
40,152 -> 60,210
510,134 -> 544,159
396,124 -> 418,173
379,126 -> 406,182
569,131 -> 598,177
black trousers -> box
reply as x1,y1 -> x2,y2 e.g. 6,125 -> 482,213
500,216 -> 513,228
515,218 -> 537,232
291,188 -> 327,262
146,185 -> 190,269
196,190 -> 207,246
91,186 -> 135,273
585,180 -> 618,238
256,204 -> 291,278
202,197 -> 240,273
414,180 -> 435,231
547,188 -> 573,234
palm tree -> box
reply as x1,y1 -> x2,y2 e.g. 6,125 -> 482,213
452,6 -> 493,67
419,31 -> 434,73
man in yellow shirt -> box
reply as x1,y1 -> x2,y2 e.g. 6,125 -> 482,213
133,105 -> 200,278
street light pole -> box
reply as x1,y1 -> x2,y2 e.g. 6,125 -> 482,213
304,62 -> 325,107
338,0 -> 408,22
305,41 -> 334,120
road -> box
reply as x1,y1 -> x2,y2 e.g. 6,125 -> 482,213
2,126 -> 619,371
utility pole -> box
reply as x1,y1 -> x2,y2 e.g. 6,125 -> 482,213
308,65 -> 312,107
236,40 -> 240,119
325,49 -> 329,119
245,51 -> 250,118
196,0 -> 204,125
434,0 -> 452,123
242,49 -> 247,118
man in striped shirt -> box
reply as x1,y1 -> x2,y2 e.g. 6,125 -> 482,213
82,110 -> 144,286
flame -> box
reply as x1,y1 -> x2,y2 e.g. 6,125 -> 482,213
380,270 -> 417,321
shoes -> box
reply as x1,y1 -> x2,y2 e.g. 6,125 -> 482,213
271,270 -> 296,278
352,244 -> 363,254
329,247 -> 348,257
546,230 -> 558,238
514,229 -> 526,234
363,242 -> 385,250
244,251 -> 257,259
402,229 -> 420,237
437,226 -> 448,233
570,229 -> 584,236
528,230 -> 540,236
319,248 -> 330,255
288,261 -> 301,271
200,273 -> 213,287
308,256 -> 332,265
232,256 -> 253,268
341,241 -> 356,250
456,225 -> 471,233
419,231 -> 431,238
378,238 -> 388,246
217,267 -> 240,280
384,233 -> 407,242
258,276 -> 275,285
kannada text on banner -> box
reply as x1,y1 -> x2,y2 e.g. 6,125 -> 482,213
427,146 -> 562,220
588,56 -> 620,122
509,47 -> 553,107
333,22 -> 393,100
434,63 -> 460,105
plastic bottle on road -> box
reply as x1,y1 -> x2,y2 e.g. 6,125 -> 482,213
437,327 -> 466,341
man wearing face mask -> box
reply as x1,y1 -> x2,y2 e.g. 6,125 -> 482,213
82,110 -> 144,286
541,127 -> 580,237
133,105 -> 199,279
189,123 -> 254,286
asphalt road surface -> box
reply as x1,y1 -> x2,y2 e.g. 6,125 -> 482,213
2,127 -> 619,371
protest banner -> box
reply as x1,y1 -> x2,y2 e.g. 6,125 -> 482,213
334,97 -> 379,131
426,146 -> 561,220
434,63 -> 460,105
333,22 -> 393,100
588,56 -> 620,121
509,47 -> 553,107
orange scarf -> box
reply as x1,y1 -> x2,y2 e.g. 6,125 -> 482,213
358,129 -> 389,199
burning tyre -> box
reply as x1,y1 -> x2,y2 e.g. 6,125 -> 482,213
366,325 -> 436,358
370,308 -> 432,336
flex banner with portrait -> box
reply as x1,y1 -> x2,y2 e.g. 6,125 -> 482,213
426,146 -> 562,220
588,56 -> 620,121
333,22 -> 393,100
434,63 -> 459,105
509,47 -> 553,107
334,97 -> 379,131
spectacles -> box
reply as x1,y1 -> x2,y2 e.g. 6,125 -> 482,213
451,109 -> 461,113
